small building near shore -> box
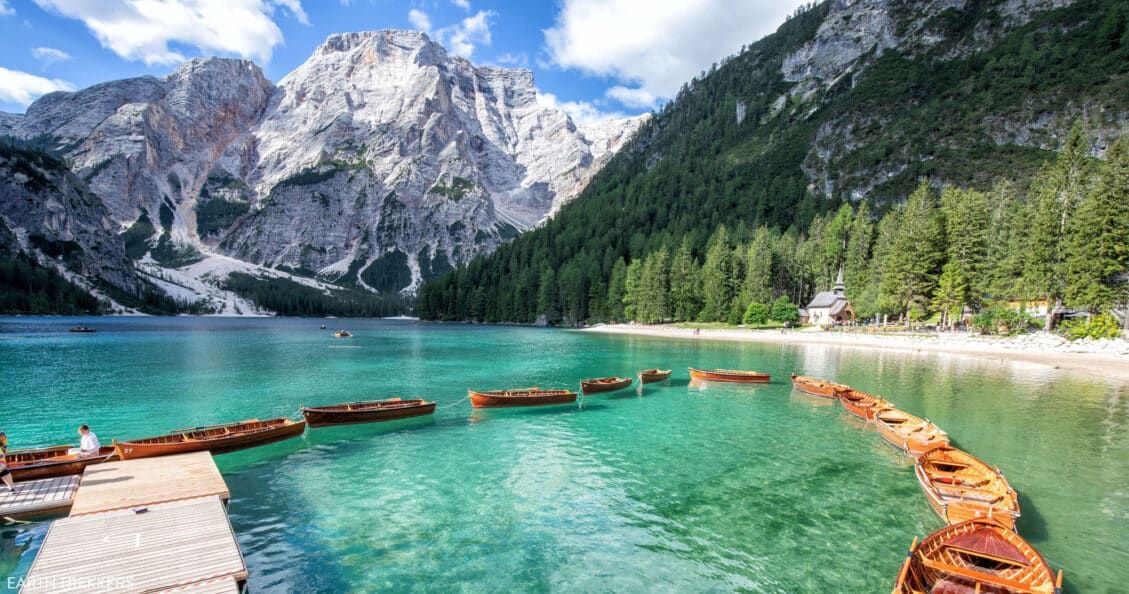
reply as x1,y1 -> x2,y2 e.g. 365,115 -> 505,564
805,269 -> 854,327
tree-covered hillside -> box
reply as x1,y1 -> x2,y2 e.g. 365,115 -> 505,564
419,0 -> 1128,324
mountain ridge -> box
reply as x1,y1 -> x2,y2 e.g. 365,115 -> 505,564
0,30 -> 645,314
418,0 -> 1128,324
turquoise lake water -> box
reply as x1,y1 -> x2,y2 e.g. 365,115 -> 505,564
0,317 -> 1126,593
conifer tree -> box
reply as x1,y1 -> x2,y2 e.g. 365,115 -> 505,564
823,203 -> 854,279
669,238 -> 701,321
932,261 -> 969,328
1023,121 -> 1093,328
843,201 -> 874,312
740,227 -> 775,306
606,258 -> 628,322
880,181 -> 945,322
637,248 -> 670,323
698,226 -> 736,321
937,187 -> 990,320
537,268 -> 559,323
983,181 -> 1026,301
1065,136 -> 1129,315
623,259 -> 643,321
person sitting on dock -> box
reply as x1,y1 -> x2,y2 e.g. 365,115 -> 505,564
0,432 -> 15,493
67,425 -> 101,457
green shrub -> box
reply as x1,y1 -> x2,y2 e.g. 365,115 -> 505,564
770,296 -> 799,323
971,304 -> 1036,335
1060,314 -> 1123,340
743,301 -> 769,325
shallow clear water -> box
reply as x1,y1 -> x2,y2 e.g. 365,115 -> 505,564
0,318 -> 1126,593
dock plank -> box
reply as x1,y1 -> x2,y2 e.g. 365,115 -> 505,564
22,496 -> 245,594
70,452 -> 229,515
0,475 -> 78,520
145,576 -> 242,593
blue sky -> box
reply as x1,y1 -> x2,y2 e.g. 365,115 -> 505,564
0,0 -> 805,121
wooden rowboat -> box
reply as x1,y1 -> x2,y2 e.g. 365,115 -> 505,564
302,398 -> 436,428
5,445 -> 118,481
790,374 -> 848,398
875,408 -> 949,457
893,519 -> 1061,594
839,389 -> 894,421
916,447 -> 1021,530
688,368 -> 771,383
638,369 -> 672,383
113,418 -> 306,460
581,377 -> 633,394
468,387 -> 577,408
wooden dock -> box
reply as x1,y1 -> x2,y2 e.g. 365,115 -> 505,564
20,452 -> 247,592
70,451 -> 229,515
21,496 -> 246,594
0,475 -> 79,521
147,576 -> 243,593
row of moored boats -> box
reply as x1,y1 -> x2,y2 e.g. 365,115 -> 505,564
790,374 -> 1063,594
7,368 -> 1060,592
3,367 -> 701,482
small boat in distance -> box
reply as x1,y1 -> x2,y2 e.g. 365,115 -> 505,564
638,369 -> 672,383
916,447 -> 1021,530
6,445 -> 118,481
303,398 -> 436,428
838,389 -> 893,421
875,408 -> 949,457
114,418 -> 306,460
893,519 -> 1061,594
320,324 -> 327,329
468,387 -> 577,408
790,374 -> 848,399
68,326 -> 96,333
688,368 -> 771,383
581,377 -> 633,394
333,330 -> 352,338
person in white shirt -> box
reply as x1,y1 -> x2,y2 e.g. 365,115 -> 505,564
0,431 -> 16,493
68,425 -> 100,457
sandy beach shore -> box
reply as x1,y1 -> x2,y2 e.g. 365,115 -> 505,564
580,324 -> 1129,384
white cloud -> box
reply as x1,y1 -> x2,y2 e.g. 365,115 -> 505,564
31,46 -> 72,66
606,85 -> 655,109
32,0 -> 309,66
451,0 -> 470,10
495,52 -> 528,67
270,0 -> 308,25
408,8 -> 431,33
435,9 -> 493,58
0,0 -> 14,16
0,66 -> 75,106
537,90 -> 626,126
545,0 -> 805,108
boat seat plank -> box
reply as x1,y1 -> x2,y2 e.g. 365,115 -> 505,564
920,557 -> 1035,592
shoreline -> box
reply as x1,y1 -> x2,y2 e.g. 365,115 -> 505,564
579,324 -> 1129,384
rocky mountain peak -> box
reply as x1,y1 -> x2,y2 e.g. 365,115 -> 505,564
1,28 -> 645,310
